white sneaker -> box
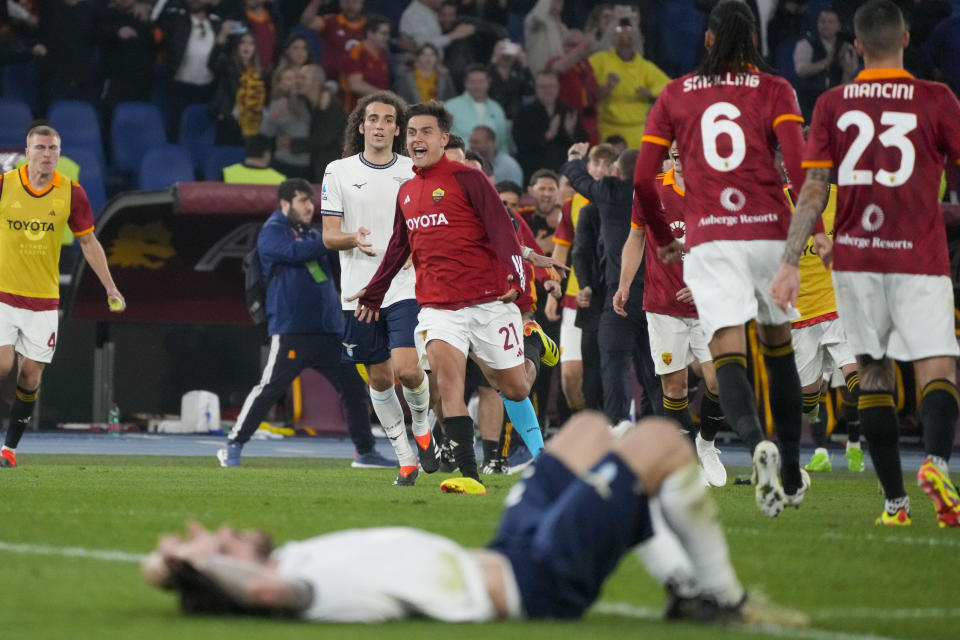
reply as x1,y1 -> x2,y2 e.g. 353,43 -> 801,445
695,434 -> 727,487
752,440 -> 784,517
784,469 -> 811,508
611,419 -> 635,438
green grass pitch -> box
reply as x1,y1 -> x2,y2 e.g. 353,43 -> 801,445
1,455 -> 957,640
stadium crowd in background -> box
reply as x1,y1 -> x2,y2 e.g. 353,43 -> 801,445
1,0 -> 959,528
3,0 -> 958,187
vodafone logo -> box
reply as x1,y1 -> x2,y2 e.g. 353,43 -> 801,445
719,187 -> 746,212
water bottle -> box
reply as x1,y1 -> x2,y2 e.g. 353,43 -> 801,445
108,402 -> 121,436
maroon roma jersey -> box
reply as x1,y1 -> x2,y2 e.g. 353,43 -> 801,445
361,155 -> 525,311
631,169 -> 696,318
804,68 -> 960,276
642,69 -> 803,249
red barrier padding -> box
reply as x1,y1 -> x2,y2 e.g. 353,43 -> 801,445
174,182 -> 324,216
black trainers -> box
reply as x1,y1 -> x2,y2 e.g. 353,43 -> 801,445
393,468 -> 419,486
438,440 -> 457,473
480,457 -> 508,475
414,432 -> 440,474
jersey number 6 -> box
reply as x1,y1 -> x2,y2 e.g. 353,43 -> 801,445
701,102 -> 747,173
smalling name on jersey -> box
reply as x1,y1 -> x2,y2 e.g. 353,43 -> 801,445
682,73 -> 761,92
843,83 -> 915,100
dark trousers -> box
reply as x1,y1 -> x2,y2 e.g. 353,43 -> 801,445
229,333 -> 375,453
580,326 -> 603,411
597,308 -> 662,423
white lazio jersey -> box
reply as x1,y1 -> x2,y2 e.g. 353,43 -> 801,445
321,153 -> 416,310
274,527 -> 499,622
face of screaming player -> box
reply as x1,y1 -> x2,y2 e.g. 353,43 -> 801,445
670,141 -> 682,178
281,190 -> 315,226
360,101 -> 400,154
407,114 -> 449,169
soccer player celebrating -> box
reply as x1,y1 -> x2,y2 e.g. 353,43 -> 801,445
632,1 -> 809,517
321,92 -> 437,487
616,141 -> 727,487
772,0 -> 960,527
0,123 -> 124,468
349,101 -> 564,485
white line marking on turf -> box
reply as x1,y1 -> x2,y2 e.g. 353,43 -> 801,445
0,541 -> 145,563
812,608 -> 960,620
726,526 -> 960,549
594,602 -> 896,640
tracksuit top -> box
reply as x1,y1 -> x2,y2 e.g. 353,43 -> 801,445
362,155 -> 525,311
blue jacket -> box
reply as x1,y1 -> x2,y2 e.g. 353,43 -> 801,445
258,210 -> 343,336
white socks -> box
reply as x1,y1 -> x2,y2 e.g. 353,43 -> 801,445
632,498 -> 697,598
370,387 -> 417,468
657,462 -> 744,607
402,377 -> 430,438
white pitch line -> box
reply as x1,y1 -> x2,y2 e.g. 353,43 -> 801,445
593,602 -> 896,640
813,608 -> 960,620
725,526 -> 960,549
0,541 -> 145,563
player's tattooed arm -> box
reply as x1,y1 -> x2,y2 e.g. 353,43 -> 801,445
781,167 -> 830,266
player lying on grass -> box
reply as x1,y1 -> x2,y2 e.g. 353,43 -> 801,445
143,412 -> 805,626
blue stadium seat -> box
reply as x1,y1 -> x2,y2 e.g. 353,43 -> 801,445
0,97 -> 33,147
1,60 -> 37,113
48,99 -> 105,165
178,103 -> 215,172
138,143 -> 194,190
203,145 -> 245,181
111,102 -> 167,172
66,147 -> 108,215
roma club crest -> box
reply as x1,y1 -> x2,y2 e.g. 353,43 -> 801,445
661,353 -> 673,366
432,187 -> 445,204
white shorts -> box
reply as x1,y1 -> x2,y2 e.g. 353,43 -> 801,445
832,271 -> 960,362
646,312 -> 712,375
684,240 -> 797,342
414,301 -> 526,371
0,301 -> 58,363
559,307 -> 582,363
791,318 -> 855,387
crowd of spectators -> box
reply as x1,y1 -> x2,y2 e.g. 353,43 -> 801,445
1,0 -> 959,191
2,0 -> 959,430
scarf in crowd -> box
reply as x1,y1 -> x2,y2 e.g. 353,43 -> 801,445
235,67 -> 266,136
